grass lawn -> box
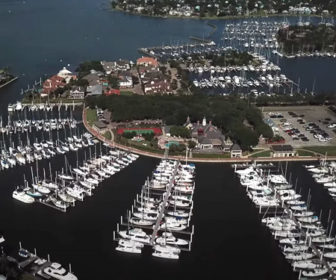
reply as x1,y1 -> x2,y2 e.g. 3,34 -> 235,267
193,153 -> 231,159
296,149 -> 315,156
250,150 -> 271,158
86,108 -> 98,126
301,146 -> 336,156
103,131 -> 112,140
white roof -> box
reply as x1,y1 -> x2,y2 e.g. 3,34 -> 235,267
58,67 -> 72,77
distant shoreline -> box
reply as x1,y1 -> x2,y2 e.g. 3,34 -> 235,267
0,76 -> 18,89
111,6 -> 333,21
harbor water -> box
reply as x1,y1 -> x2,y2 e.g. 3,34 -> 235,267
0,0 -> 336,279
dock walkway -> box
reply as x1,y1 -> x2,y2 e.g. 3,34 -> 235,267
150,161 -> 179,244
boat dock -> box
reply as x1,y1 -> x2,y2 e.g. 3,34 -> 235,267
151,161 -> 179,243
12,242 -> 77,280
235,163 -> 336,279
114,159 -> 196,256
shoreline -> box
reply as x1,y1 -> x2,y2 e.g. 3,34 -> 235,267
82,108 -> 333,163
0,76 -> 18,89
111,6 -> 334,21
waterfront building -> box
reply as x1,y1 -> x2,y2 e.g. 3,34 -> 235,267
57,67 -> 77,83
189,117 -> 226,150
230,144 -> 242,158
101,60 -> 131,74
271,145 -> 296,157
136,57 -> 159,68
42,75 -> 66,96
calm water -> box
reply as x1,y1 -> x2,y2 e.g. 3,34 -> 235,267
0,1 -> 335,279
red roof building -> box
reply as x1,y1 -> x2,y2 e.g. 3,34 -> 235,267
42,75 -> 66,95
105,89 -> 120,96
136,57 -> 159,67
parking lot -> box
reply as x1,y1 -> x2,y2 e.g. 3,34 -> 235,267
262,106 -> 336,148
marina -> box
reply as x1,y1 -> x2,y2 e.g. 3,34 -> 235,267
1,0 -> 336,278
305,161 -> 336,201
114,159 -> 195,258
13,145 -> 139,212
234,162 -> 336,279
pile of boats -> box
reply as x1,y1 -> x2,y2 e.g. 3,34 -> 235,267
115,159 -> 195,259
0,134 -> 93,170
12,148 -> 139,212
234,163 -> 336,279
305,161 -> 336,200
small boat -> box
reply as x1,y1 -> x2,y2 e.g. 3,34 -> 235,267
42,262 -> 78,280
12,189 -> 34,203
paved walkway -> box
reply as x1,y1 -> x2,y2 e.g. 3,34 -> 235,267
82,108 -> 336,163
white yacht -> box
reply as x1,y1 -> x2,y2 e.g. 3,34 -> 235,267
116,241 -> 142,254
152,249 -> 179,260
12,189 -> 35,203
42,262 -> 78,280
155,232 -> 188,246
118,228 -> 150,244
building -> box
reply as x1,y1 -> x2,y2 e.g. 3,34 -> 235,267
119,72 -> 133,88
190,117 -> 225,150
230,144 -> 242,158
136,57 -> 159,68
101,60 -> 131,74
57,67 -> 77,83
93,121 -> 108,134
42,75 -> 66,96
86,84 -> 103,96
105,88 -> 120,96
82,70 -> 104,86
144,80 -> 171,94
271,145 -> 296,157
69,86 -> 85,99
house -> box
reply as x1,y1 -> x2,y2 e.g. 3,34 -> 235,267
57,67 -> 77,83
82,70 -> 104,86
116,59 -> 131,71
118,72 -> 133,88
136,57 -> 159,68
223,137 -> 233,152
190,117 -> 225,150
230,144 -> 242,158
144,80 -> 171,94
86,84 -> 103,96
101,61 -> 116,75
69,86 -> 85,99
101,60 -> 131,74
271,145 -> 296,157
42,75 -> 66,96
